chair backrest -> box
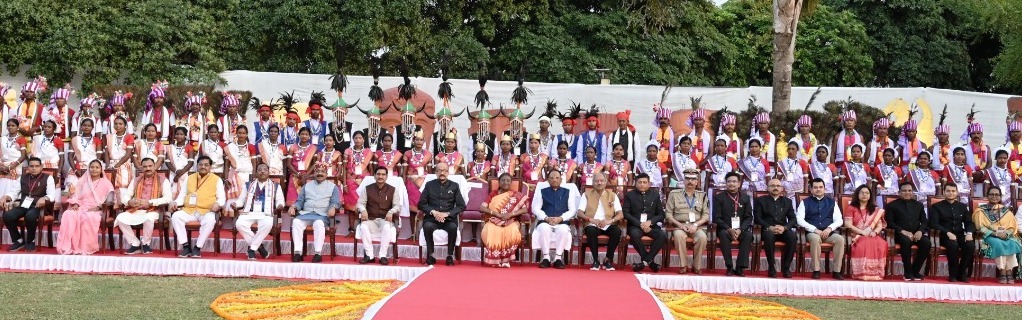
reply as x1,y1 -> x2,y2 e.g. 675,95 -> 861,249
836,194 -> 851,214
269,174 -> 284,186
466,185 -> 489,212
971,198 -> 990,214
882,195 -> 899,209
796,192 -> 811,207
928,196 -> 945,208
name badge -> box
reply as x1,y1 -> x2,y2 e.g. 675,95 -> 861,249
417,167 -> 425,176
884,176 -> 894,189
688,213 -> 696,223
312,136 -> 319,145
585,176 -> 593,186
530,171 -> 538,181
355,167 -> 363,176
617,177 -> 624,185
785,175 -> 794,182
750,173 -> 759,182
188,193 -> 197,206
342,132 -> 351,142
640,213 -> 648,223
21,197 -> 33,209
731,216 -> 740,229
404,139 -> 412,149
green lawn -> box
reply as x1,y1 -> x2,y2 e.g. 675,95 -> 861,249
0,272 -> 1019,319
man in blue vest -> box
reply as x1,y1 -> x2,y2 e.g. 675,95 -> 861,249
796,178 -> 846,280
575,107 -> 607,162
530,169 -> 577,269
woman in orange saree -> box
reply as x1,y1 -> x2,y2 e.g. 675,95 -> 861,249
843,185 -> 888,280
479,173 -> 529,267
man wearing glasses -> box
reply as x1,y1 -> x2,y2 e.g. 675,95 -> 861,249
665,168 -> 709,274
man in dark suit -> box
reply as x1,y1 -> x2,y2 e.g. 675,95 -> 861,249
754,178 -> 798,278
885,182 -> 931,281
712,172 -> 754,276
928,183 -> 975,282
622,173 -> 667,272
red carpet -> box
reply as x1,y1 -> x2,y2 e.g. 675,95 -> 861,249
373,264 -> 663,319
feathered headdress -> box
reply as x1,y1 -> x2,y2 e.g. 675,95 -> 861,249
219,91 -> 242,115
540,100 -> 558,122
310,91 -> 326,107
558,101 -> 582,125
435,53 -> 452,104
399,58 -> 417,102
368,58 -> 384,105
511,62 -> 532,107
279,91 -> 300,123
474,61 -> 488,108
935,104 -> 949,134
329,68 -> 347,94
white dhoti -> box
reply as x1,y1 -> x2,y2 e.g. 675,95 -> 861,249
531,223 -> 572,258
355,219 -> 396,259
171,210 -> 217,248
236,213 -> 273,251
115,210 -> 159,246
291,218 -> 326,254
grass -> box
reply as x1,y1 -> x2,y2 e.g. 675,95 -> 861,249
1,272 -> 1020,319
0,273 -> 303,319
758,296 -> 1022,320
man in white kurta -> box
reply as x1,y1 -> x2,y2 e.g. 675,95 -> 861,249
530,169 -> 578,269
289,165 -> 340,263
116,158 -> 173,254
232,163 -> 284,260
170,156 -> 226,258
356,167 -> 402,265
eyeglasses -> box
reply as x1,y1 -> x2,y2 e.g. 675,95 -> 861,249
989,193 -> 1002,197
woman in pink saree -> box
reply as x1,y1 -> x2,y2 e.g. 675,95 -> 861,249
56,160 -> 113,255
479,173 -> 529,267
843,184 -> 888,280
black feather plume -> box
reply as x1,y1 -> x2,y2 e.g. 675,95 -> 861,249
279,91 -> 298,113
474,61 -> 488,107
938,104 -> 948,126
310,91 -> 326,106
248,97 -> 261,112
397,58 -> 416,101
436,54 -> 452,101
585,104 -> 600,118
368,58 -> 383,103
907,104 -> 919,121
511,62 -> 532,105
559,101 -> 582,120
329,69 -> 347,92
966,104 -> 978,121
542,100 -> 558,119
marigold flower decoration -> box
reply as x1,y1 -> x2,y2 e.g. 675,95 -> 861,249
654,290 -> 820,320
210,280 -> 402,320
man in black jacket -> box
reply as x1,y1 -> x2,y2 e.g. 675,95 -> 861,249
754,178 -> 798,278
885,182 -> 931,281
417,162 -> 467,266
928,184 -> 975,282
623,173 -> 667,272
712,172 -> 754,276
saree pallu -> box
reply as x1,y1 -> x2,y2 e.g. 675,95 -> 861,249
287,145 -> 316,202
481,191 -> 527,265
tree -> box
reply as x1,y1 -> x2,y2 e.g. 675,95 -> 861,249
770,0 -> 812,115
983,0 -> 1022,92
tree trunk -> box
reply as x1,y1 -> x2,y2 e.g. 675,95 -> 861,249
772,0 -> 804,115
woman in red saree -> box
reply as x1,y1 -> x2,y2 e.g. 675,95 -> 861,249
843,184 -> 888,280
344,131 -> 375,233
520,134 -> 547,190
56,160 -> 113,255
403,133 -> 431,209
480,173 -> 529,267
286,127 -> 316,202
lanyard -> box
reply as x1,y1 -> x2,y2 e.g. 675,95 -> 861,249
27,174 -> 44,194
729,193 -> 740,217
195,174 -> 212,191
684,193 -> 696,210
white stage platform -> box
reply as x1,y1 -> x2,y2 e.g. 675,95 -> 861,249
637,273 -> 1022,303
0,253 -> 428,281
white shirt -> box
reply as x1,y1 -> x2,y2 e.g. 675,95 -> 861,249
795,196 -> 843,232
0,178 -> 21,201
576,190 -> 622,220
121,176 -> 174,207
234,180 -> 285,216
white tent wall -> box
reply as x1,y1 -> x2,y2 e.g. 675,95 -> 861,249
3,70 -> 1016,144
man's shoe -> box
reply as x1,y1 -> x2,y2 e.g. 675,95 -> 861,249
246,249 -> 257,260
735,268 -> 746,277
632,263 -> 645,272
190,246 -> 202,258
142,245 -> 153,254
590,262 -> 600,271
693,269 -> 702,275
178,245 -> 191,258
832,272 -> 844,280
767,269 -> 777,278
649,262 -> 661,273
445,256 -> 455,266
782,271 -> 793,278
425,256 -> 436,266
553,259 -> 565,269
958,276 -> 970,283
379,257 -> 389,265
725,268 -> 735,276
292,253 -> 303,262
8,241 -> 24,252
913,273 -> 925,281
603,260 -> 616,271
539,259 -> 551,269
257,245 -> 269,259
811,271 -> 821,279
359,255 -> 375,264
25,242 -> 36,252
311,254 -> 322,263
124,245 -> 141,255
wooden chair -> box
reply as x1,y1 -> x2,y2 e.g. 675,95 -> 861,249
970,198 -> 990,280
351,218 -> 401,264
750,190 -> 802,274
576,218 -> 626,269
794,193 -> 842,275
230,207 -> 285,259
927,196 -> 947,277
